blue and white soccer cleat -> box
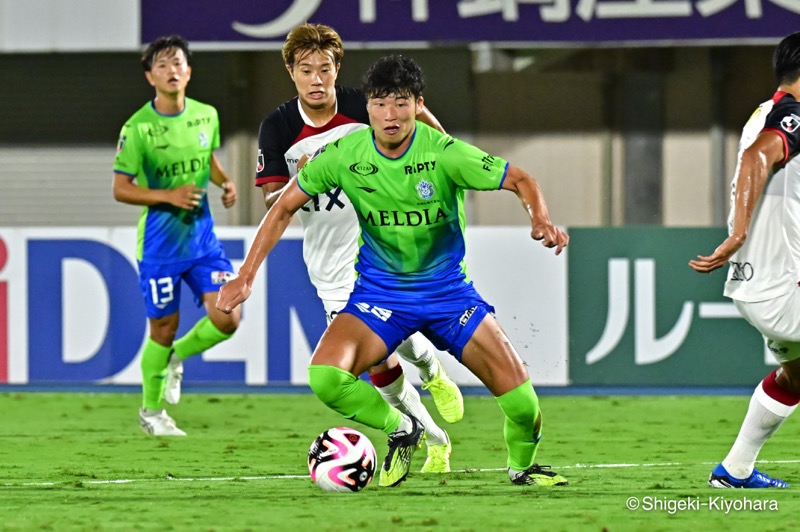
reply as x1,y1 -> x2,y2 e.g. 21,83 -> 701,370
708,463 -> 788,488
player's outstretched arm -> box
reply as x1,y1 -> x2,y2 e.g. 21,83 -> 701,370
217,177 -> 310,314
501,164 -> 568,255
689,131 -> 784,273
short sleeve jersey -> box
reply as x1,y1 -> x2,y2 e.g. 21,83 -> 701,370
254,87 -> 369,301
298,122 -> 509,298
725,91 -> 800,302
113,98 -> 222,264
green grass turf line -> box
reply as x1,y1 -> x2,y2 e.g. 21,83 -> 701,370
0,393 -> 798,531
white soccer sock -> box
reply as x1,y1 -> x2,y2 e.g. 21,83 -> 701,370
395,333 -> 439,383
722,381 -> 797,479
376,373 -> 449,446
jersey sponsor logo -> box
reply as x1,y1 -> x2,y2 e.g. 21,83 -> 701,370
349,162 -> 379,177
198,132 -> 210,148
415,180 -> 435,200
480,154 -> 496,171
147,125 -> 168,137
257,149 -> 265,172
301,187 -> 346,212
780,113 -> 800,133
155,156 -> 211,180
459,306 -> 477,326
404,161 -> 436,175
358,207 -> 446,227
116,135 -> 126,153
187,117 -> 212,128
729,261 -> 754,282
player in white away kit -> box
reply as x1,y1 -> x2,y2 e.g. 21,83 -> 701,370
255,23 -> 462,473
689,31 -> 800,489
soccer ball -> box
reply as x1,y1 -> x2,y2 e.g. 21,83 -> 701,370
308,427 -> 377,492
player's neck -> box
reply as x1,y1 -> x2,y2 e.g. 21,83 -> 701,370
153,93 -> 186,115
300,99 -> 337,127
781,83 -> 800,101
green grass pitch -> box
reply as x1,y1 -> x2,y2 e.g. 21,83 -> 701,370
1,391 -> 798,531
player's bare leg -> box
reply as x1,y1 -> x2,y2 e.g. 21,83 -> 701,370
460,314 -> 567,486
308,313 -> 424,487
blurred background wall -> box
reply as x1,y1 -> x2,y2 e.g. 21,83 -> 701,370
0,0 -> 787,229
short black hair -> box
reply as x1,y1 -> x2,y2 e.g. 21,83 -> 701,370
141,35 -> 192,72
773,32 -> 800,85
361,55 -> 426,100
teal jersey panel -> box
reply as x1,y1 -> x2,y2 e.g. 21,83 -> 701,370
114,98 -> 222,263
298,122 -> 509,296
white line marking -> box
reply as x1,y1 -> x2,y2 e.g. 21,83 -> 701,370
4,460 -> 800,487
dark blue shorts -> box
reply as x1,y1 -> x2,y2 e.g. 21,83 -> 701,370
137,247 -> 235,319
340,282 -> 495,362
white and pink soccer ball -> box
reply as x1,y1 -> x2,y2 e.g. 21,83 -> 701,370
308,427 -> 377,492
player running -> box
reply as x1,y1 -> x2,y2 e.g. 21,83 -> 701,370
689,31 -> 800,489
219,54 -> 569,487
255,23 -> 462,474
113,35 -> 240,436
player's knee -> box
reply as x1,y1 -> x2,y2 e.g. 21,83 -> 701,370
777,366 -> 800,395
308,365 -> 353,406
210,308 -> 240,334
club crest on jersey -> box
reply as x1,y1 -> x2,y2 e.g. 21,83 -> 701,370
416,180 -> 435,200
199,132 -> 210,148
781,113 -> 800,133
257,149 -> 264,172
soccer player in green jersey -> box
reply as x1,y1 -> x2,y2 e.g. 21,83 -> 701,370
113,35 -> 241,436
218,55 -> 569,487
257,22 -> 460,475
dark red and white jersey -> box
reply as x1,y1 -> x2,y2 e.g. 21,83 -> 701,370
255,86 -> 369,301
725,91 -> 800,302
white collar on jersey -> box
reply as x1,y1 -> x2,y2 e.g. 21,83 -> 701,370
297,96 -> 338,128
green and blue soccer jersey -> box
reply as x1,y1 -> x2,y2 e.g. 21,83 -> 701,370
114,98 -> 222,264
297,122 -> 509,297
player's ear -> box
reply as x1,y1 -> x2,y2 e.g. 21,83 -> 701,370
415,96 -> 425,116
286,64 -> 294,80
144,71 -> 155,87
